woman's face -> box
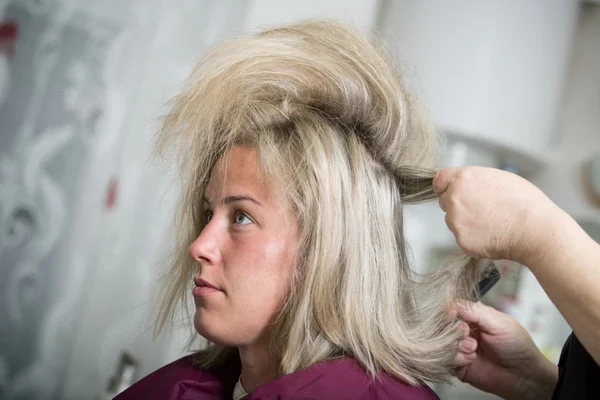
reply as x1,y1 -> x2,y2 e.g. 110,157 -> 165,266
189,146 -> 298,346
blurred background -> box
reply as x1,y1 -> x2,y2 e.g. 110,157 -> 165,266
0,0 -> 599,399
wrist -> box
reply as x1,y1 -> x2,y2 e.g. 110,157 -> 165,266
515,205 -> 573,270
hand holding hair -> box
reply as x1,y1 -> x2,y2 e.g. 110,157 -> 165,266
436,166 -> 600,366
454,301 -> 558,400
432,166 -> 559,264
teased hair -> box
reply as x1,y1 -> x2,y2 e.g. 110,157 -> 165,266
154,20 -> 491,385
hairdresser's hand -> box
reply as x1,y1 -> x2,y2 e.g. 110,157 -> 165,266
433,166 -> 562,264
454,301 -> 558,400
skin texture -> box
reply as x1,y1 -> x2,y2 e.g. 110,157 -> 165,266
188,146 -> 298,392
435,166 -> 600,398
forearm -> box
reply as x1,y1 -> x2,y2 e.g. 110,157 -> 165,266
511,359 -> 558,400
522,207 -> 600,365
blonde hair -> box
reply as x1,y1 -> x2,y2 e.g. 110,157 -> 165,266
154,20 -> 489,385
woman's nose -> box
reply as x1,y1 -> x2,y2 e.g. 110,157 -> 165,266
188,220 -> 221,265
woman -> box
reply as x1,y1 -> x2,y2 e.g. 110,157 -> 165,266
116,20 -> 484,399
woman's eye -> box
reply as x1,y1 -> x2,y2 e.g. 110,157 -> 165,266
234,212 -> 252,225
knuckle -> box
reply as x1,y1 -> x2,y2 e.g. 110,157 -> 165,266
441,190 -> 461,211
444,212 -> 453,227
448,193 -> 461,208
457,166 -> 478,184
457,168 -> 470,180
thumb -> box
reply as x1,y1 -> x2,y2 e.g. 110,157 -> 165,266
454,300 -> 506,334
432,167 -> 459,194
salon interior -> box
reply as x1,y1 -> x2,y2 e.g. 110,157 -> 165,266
0,1 -> 599,399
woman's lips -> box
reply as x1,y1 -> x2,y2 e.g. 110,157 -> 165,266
193,277 -> 222,297
193,285 -> 222,296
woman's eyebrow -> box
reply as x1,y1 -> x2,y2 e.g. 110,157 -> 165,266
202,195 -> 263,207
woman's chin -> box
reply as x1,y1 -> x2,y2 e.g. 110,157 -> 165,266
194,312 -> 230,345
193,313 -> 258,347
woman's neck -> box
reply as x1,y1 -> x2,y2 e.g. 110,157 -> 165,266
238,343 -> 276,393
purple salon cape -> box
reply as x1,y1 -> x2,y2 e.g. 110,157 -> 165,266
114,354 -> 439,399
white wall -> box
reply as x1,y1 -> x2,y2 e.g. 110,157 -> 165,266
378,0 -> 579,162
244,0 -> 379,32
534,6 -> 600,221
